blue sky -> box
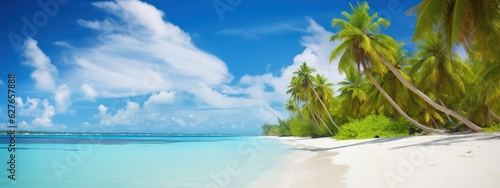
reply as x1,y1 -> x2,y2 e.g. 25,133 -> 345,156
0,0 -> 420,134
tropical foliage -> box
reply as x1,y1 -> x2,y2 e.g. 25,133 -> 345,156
335,114 -> 411,140
262,1 -> 500,138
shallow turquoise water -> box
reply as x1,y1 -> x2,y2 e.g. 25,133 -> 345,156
0,135 -> 291,188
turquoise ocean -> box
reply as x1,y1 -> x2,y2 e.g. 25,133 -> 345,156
0,135 -> 292,188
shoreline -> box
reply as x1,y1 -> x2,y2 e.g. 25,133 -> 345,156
268,133 -> 500,188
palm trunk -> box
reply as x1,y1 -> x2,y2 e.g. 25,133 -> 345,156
314,113 -> 334,136
310,111 -> 327,135
438,98 -> 459,127
310,113 -> 327,135
305,102 -> 327,135
490,109 -> 500,122
484,105 -> 491,126
430,117 -> 438,128
307,80 -> 340,130
363,67 -> 446,134
378,54 -> 483,132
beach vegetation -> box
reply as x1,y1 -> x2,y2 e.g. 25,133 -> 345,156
261,1 -> 500,139
261,118 -> 291,136
484,122 -> 500,133
335,114 -> 411,140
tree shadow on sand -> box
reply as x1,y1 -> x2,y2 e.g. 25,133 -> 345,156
288,133 -> 500,152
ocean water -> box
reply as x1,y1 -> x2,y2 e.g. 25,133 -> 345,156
0,135 -> 292,188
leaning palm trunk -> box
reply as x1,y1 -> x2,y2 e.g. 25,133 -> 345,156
363,66 -> 447,134
378,54 -> 483,132
490,109 -> 500,122
307,80 -> 340,130
304,102 -> 327,135
314,113 -> 334,136
310,112 -> 327,135
484,105 -> 491,126
438,98 -> 460,127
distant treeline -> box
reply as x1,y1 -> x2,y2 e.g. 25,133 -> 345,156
0,130 -> 252,136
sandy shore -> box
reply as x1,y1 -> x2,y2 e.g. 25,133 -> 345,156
266,133 -> 500,188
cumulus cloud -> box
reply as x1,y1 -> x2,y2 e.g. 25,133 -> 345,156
33,100 -> 55,128
16,97 -> 24,108
54,84 -> 72,113
190,82 -> 260,108
18,97 -> 41,116
17,97 -> 56,127
22,38 -> 58,91
95,100 -> 141,126
144,91 -> 175,107
81,82 -> 98,100
18,121 -> 30,129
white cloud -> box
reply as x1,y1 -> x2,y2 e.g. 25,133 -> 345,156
16,97 -> 68,129
53,41 -> 75,49
17,97 -> 56,128
22,38 -> 58,91
32,100 -> 55,127
95,100 -> 141,126
81,82 -> 98,100
171,116 -> 186,126
95,105 -> 111,124
0,79 -> 3,86
190,82 -> 259,108
16,120 -> 67,131
18,97 -> 41,116
16,97 -> 24,108
54,84 -> 72,113
18,121 -> 30,129
77,19 -> 117,31
144,91 -> 175,107
63,0 -> 231,97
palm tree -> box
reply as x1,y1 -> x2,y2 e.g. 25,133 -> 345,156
407,0 -> 500,61
293,62 -> 339,132
460,58 -> 500,126
329,2 -> 449,133
338,69 -> 368,118
287,73 -> 334,135
412,30 -> 467,96
330,1 -> 483,132
410,30 -> 471,127
285,98 -> 326,135
311,74 -> 335,118
482,64 -> 500,123
363,66 -> 413,119
285,99 -> 299,114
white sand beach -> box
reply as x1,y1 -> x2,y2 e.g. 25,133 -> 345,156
265,133 -> 500,188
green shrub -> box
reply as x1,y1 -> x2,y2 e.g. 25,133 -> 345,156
484,122 -> 500,133
289,115 -> 316,136
335,114 -> 411,140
